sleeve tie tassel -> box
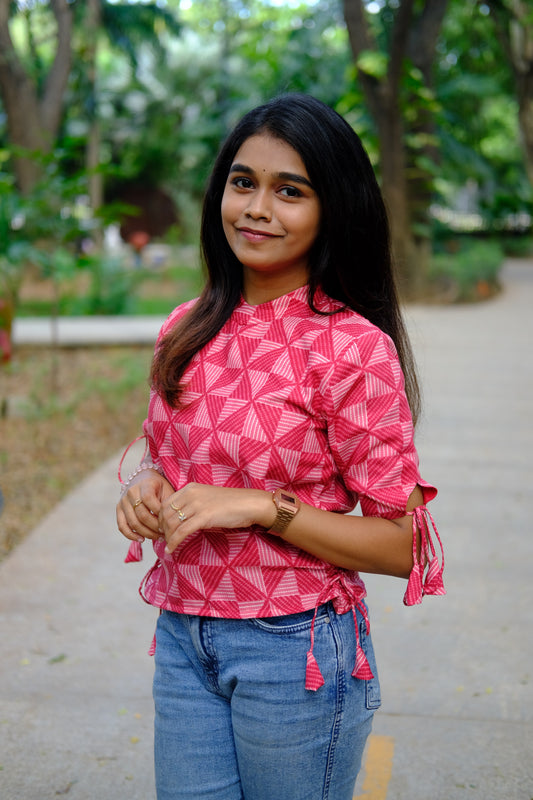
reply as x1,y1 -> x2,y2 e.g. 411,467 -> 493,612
403,505 -> 445,607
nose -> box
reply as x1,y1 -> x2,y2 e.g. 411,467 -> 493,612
245,189 -> 272,221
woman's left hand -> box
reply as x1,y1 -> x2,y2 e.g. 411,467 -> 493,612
159,483 -> 274,553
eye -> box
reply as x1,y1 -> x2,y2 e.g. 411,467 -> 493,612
279,185 -> 303,198
230,176 -> 254,190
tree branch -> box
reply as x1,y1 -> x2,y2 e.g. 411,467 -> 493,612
0,2 -> 39,145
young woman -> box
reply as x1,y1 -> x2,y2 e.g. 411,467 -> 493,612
116,93 -> 444,800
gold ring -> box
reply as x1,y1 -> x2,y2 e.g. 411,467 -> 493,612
133,498 -> 143,508
170,500 -> 186,521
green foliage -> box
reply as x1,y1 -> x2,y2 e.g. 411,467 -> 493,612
429,237 -> 505,301
0,142 -> 96,311
69,254 -> 138,316
0,138 -> 144,327
499,235 -> 533,258
97,0 -> 182,66
95,0 -> 352,225
434,0 -> 532,228
356,50 -> 388,80
1,0 -> 531,312
16,259 -> 204,318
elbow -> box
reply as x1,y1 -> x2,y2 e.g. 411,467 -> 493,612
392,517 -> 417,579
383,554 -> 412,580
398,561 -> 413,581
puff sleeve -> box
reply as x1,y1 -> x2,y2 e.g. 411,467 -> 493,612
325,325 -> 444,604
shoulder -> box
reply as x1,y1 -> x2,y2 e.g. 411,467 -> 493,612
312,291 -> 399,369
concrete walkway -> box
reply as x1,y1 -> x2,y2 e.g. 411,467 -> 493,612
1,259 -> 532,800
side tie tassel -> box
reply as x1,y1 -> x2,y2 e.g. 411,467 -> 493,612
350,605 -> 374,680
305,650 -> 325,691
305,605 -> 325,691
305,584 -> 374,691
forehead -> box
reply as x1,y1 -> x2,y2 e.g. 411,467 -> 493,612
231,134 -> 309,176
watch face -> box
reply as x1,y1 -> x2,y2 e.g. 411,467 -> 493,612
280,492 -> 297,508
274,489 -> 300,515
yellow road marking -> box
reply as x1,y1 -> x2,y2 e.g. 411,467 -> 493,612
353,734 -> 395,800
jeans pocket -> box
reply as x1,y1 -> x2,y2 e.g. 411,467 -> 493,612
250,604 -> 329,634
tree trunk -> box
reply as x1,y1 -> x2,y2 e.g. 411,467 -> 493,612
342,0 -> 448,298
405,0 -> 449,295
85,0 -> 104,245
343,0 -> 415,293
0,0 -> 73,194
518,87 -> 533,187
0,2 -> 49,192
375,101 -> 414,293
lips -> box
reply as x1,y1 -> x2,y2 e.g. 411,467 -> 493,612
237,227 -> 281,240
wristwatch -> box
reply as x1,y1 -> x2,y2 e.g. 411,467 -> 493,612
268,489 -> 301,536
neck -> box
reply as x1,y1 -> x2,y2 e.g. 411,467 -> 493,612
242,271 -> 308,306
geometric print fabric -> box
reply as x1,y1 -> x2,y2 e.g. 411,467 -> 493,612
128,285 -> 442,686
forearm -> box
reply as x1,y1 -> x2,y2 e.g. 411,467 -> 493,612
271,503 -> 413,578
255,485 -> 426,579
158,482 -> 423,575
254,496 -> 413,578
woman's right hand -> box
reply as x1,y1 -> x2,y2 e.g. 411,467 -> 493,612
116,470 -> 175,544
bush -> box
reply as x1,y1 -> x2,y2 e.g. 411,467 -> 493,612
67,255 -> 139,316
499,234 -> 533,258
429,237 -> 505,302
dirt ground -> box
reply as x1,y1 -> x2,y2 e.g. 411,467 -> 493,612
0,345 -> 154,560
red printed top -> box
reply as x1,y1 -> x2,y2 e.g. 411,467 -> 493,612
125,285 -> 444,689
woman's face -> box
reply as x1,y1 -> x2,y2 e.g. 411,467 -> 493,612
221,133 -> 321,301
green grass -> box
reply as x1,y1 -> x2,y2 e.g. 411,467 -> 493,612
129,296 -> 182,315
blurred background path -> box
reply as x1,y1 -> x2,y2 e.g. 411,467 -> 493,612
360,258 -> 533,800
1,258 -> 532,800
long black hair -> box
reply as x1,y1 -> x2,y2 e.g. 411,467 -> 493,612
151,93 -> 420,423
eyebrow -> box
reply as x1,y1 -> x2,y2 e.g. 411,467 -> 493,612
229,163 -> 314,189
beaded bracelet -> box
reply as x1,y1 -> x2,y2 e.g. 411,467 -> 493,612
118,434 -> 163,495
119,461 -> 163,496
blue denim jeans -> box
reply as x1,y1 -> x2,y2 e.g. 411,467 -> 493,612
153,602 -> 381,800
